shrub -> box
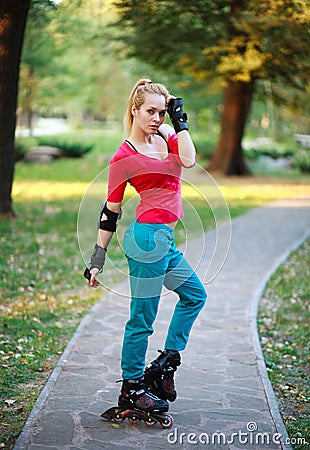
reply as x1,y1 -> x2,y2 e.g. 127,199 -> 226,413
293,149 -> 310,173
37,137 -> 92,158
244,147 -> 294,160
192,135 -> 216,161
14,137 -> 38,162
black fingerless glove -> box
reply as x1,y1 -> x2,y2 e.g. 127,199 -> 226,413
167,98 -> 188,133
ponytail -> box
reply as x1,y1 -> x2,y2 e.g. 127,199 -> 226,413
124,78 -> 170,136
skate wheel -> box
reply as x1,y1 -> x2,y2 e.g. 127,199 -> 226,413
160,414 -> 173,429
114,413 -> 123,423
144,417 -> 156,427
128,416 -> 141,425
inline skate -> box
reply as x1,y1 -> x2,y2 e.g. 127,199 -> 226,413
101,379 -> 173,428
144,350 -> 181,402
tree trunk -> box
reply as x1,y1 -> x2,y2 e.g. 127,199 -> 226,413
24,66 -> 35,136
207,0 -> 253,176
207,80 -> 254,176
0,0 -> 31,216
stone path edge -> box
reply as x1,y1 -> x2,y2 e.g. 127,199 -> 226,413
250,230 -> 310,450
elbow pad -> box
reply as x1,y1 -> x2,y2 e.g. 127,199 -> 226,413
98,202 -> 121,232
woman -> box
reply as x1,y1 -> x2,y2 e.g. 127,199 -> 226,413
85,79 -> 207,414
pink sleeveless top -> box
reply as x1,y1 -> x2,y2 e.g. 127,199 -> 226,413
107,134 -> 189,223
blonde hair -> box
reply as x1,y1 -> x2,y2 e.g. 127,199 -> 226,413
124,78 -> 170,136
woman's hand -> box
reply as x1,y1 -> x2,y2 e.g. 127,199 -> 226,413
87,267 -> 100,288
166,94 -> 176,106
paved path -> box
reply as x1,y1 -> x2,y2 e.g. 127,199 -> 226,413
14,198 -> 310,450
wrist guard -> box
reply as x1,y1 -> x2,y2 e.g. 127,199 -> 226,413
98,202 -> 121,232
88,243 -> 106,273
167,98 -> 188,133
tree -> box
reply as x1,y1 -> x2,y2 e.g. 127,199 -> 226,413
25,0 -> 136,123
0,0 -> 31,216
113,0 -> 310,175
18,0 -> 56,134
49,0 -> 132,122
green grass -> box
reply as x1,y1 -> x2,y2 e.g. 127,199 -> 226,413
0,126 -> 309,449
258,240 -> 310,450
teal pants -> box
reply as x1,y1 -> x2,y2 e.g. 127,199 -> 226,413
122,221 -> 207,379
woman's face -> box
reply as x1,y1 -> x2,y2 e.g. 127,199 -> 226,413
132,93 -> 166,135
